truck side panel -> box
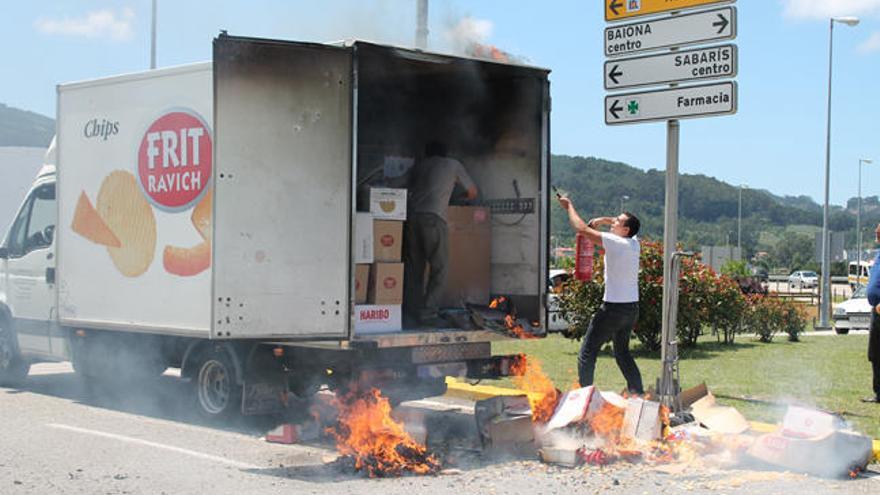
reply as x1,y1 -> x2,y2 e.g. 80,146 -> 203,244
212,37 -> 352,339
56,64 -> 213,336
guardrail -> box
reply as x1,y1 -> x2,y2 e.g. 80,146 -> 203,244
767,275 -> 848,283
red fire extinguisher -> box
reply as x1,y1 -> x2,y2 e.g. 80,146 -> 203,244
575,233 -> 593,281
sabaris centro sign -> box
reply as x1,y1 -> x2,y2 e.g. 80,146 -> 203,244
137,110 -> 213,211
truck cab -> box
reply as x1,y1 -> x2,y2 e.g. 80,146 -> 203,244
0,147 -> 63,384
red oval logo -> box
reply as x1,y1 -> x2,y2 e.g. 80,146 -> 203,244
381,234 -> 395,247
383,276 -> 396,289
137,110 -> 213,211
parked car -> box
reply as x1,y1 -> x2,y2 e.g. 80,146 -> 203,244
833,285 -> 872,335
547,269 -> 572,333
788,270 -> 818,289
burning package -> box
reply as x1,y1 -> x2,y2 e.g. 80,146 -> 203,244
475,395 -> 536,455
747,405 -> 873,478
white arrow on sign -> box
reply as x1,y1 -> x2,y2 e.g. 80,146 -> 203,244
605,81 -> 737,125
605,6 -> 736,58
605,44 -> 737,90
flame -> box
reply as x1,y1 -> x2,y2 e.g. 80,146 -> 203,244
467,42 -> 511,62
489,296 -> 507,309
510,354 -> 559,423
504,313 -> 538,339
329,388 -> 440,477
589,403 -> 625,444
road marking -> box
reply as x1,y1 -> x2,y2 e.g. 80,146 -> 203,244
47,423 -> 260,470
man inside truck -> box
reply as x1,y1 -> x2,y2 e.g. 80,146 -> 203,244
557,195 -> 644,395
404,141 -> 478,326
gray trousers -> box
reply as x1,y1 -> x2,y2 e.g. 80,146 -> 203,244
404,212 -> 449,320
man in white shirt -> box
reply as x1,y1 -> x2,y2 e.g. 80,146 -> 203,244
404,141 -> 478,325
558,195 -> 644,394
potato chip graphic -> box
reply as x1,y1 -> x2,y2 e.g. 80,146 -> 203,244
163,241 -> 211,277
96,171 -> 156,277
191,188 -> 212,241
379,200 -> 396,213
162,187 -> 212,277
71,191 -> 121,248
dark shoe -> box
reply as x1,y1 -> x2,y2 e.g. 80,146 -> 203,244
860,396 -> 880,403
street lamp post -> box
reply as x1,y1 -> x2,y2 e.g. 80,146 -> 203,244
857,159 -> 873,285
819,16 -> 859,329
737,184 -> 747,258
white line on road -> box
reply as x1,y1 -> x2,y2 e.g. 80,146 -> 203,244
47,423 -> 260,470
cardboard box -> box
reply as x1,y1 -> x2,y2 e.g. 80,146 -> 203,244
373,220 -> 403,262
690,392 -> 750,434
369,262 -> 404,305
354,304 -> 402,334
747,429 -> 873,478
474,395 -> 535,455
622,398 -> 662,441
441,206 -> 491,307
369,188 -> 407,220
354,213 -> 374,263
354,264 -> 370,304
781,405 -> 845,438
544,386 -> 594,432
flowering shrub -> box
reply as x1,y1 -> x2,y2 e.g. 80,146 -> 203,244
741,295 -> 807,343
557,239 -> 798,350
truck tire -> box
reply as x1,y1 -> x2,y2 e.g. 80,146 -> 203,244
0,320 -> 30,386
193,347 -> 242,420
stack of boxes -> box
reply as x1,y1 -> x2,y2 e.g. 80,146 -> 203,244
354,188 -> 407,334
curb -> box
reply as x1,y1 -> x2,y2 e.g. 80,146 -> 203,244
444,379 -> 880,462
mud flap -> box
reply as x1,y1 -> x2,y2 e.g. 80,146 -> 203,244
242,377 -> 288,415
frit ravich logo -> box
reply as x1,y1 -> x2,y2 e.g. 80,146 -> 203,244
137,110 -> 213,211
627,0 -> 641,12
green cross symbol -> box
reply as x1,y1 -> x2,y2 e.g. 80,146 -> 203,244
627,99 -> 639,115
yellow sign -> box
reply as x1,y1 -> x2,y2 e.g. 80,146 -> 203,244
606,0 -> 733,22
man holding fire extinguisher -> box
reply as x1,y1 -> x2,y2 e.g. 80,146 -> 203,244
557,194 -> 644,395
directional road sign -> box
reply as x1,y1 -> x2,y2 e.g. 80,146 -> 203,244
605,81 -> 737,125
605,0 -> 733,22
604,44 -> 737,90
606,6 -> 736,57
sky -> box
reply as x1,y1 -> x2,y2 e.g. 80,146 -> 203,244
1,0 -> 879,206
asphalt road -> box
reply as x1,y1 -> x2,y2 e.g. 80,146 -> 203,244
1,363 -> 879,494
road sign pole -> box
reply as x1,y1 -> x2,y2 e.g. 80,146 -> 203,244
659,118 -> 680,407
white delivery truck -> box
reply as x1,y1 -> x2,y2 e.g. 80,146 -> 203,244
0,35 -> 551,418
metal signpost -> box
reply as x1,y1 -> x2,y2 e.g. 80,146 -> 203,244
606,0 -> 733,22
602,0 -> 738,411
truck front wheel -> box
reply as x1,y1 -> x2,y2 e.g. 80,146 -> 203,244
0,320 -> 30,386
194,347 -> 242,420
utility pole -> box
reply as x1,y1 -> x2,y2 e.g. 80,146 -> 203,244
416,0 -> 428,49
150,0 -> 157,69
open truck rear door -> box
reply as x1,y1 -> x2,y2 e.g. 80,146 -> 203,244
212,35 -> 353,340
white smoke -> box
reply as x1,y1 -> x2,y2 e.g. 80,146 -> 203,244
443,16 -> 494,55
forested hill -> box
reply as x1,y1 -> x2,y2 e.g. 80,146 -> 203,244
548,155 -> 858,250
0,104 -> 54,147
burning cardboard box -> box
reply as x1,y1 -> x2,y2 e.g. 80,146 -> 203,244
622,397 -> 662,442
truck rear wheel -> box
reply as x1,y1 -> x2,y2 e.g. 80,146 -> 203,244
194,347 -> 242,420
0,321 -> 30,386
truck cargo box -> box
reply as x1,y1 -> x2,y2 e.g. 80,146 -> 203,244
56,35 -> 550,343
